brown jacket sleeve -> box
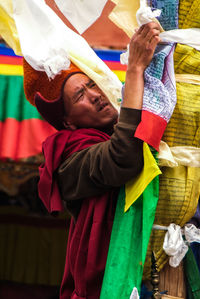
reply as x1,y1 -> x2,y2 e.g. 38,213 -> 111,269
57,107 -> 143,201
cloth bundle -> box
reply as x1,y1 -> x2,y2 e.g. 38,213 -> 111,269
143,0 -> 200,279
0,0 -> 122,111
153,223 -> 200,268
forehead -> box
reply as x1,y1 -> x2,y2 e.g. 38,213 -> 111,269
63,73 -> 90,99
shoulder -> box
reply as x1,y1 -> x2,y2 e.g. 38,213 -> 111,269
63,128 -> 110,159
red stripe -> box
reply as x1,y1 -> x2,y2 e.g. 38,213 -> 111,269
104,60 -> 127,71
0,55 -> 23,65
134,110 -> 167,151
0,118 -> 56,160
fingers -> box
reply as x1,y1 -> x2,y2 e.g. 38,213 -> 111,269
131,22 -> 160,48
132,22 -> 161,48
137,22 -> 161,37
128,22 -> 161,71
149,35 -> 161,49
145,28 -> 160,42
136,22 -> 161,45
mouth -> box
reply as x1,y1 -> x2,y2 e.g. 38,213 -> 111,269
96,101 -> 109,112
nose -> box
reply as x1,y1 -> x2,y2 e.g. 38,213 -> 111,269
86,87 -> 101,103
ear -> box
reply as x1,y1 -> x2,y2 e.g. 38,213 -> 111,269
62,118 -> 77,131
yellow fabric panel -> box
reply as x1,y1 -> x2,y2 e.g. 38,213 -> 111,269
143,82 -> 200,277
125,142 -> 161,212
174,0 -> 200,75
0,64 -> 23,76
0,0 -> 22,55
144,81 -> 200,278
163,82 -> 200,147
174,44 -> 200,75
178,0 -> 200,29
0,206 -> 68,286
143,165 -> 200,278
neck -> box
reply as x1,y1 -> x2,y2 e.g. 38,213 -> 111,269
99,125 -> 115,136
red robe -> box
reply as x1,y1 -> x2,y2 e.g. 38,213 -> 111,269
38,128 -> 117,299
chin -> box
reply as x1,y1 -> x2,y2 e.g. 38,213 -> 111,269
110,109 -> 119,124
98,115 -> 118,132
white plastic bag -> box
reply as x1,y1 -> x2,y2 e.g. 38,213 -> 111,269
163,224 -> 188,267
184,224 -> 200,244
162,223 -> 200,267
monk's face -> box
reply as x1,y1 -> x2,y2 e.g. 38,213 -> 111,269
62,73 -> 118,130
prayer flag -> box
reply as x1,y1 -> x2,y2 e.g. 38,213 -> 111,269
55,0 -> 108,34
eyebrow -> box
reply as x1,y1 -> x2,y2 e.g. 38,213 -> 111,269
72,87 -> 84,101
86,79 -> 94,87
72,79 -> 95,101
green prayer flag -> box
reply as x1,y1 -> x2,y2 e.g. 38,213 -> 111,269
100,157 -> 159,298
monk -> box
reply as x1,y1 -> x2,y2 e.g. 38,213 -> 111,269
31,22 -> 161,298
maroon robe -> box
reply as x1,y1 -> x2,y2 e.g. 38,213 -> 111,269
38,128 -> 117,298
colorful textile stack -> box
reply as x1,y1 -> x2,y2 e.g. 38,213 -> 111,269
134,0 -> 179,151
143,0 -> 200,279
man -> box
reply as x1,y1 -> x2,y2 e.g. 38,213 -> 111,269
25,22 -> 161,298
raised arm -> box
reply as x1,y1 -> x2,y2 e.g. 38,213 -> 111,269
123,22 -> 161,110
57,22 -> 161,202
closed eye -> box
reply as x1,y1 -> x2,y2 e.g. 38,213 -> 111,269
87,80 -> 97,88
76,93 -> 84,102
90,82 -> 96,88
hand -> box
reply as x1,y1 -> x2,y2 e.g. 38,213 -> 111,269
122,22 -> 161,110
127,22 -> 161,72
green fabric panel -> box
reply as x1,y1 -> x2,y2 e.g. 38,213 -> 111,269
184,247 -> 200,299
100,152 -> 159,298
0,75 -> 43,121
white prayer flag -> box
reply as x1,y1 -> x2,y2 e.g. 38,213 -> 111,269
55,0 -> 108,34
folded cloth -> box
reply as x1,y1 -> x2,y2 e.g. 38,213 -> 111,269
54,0 -> 108,34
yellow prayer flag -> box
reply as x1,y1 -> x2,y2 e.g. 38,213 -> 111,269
125,142 -> 161,212
109,0 -> 140,38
